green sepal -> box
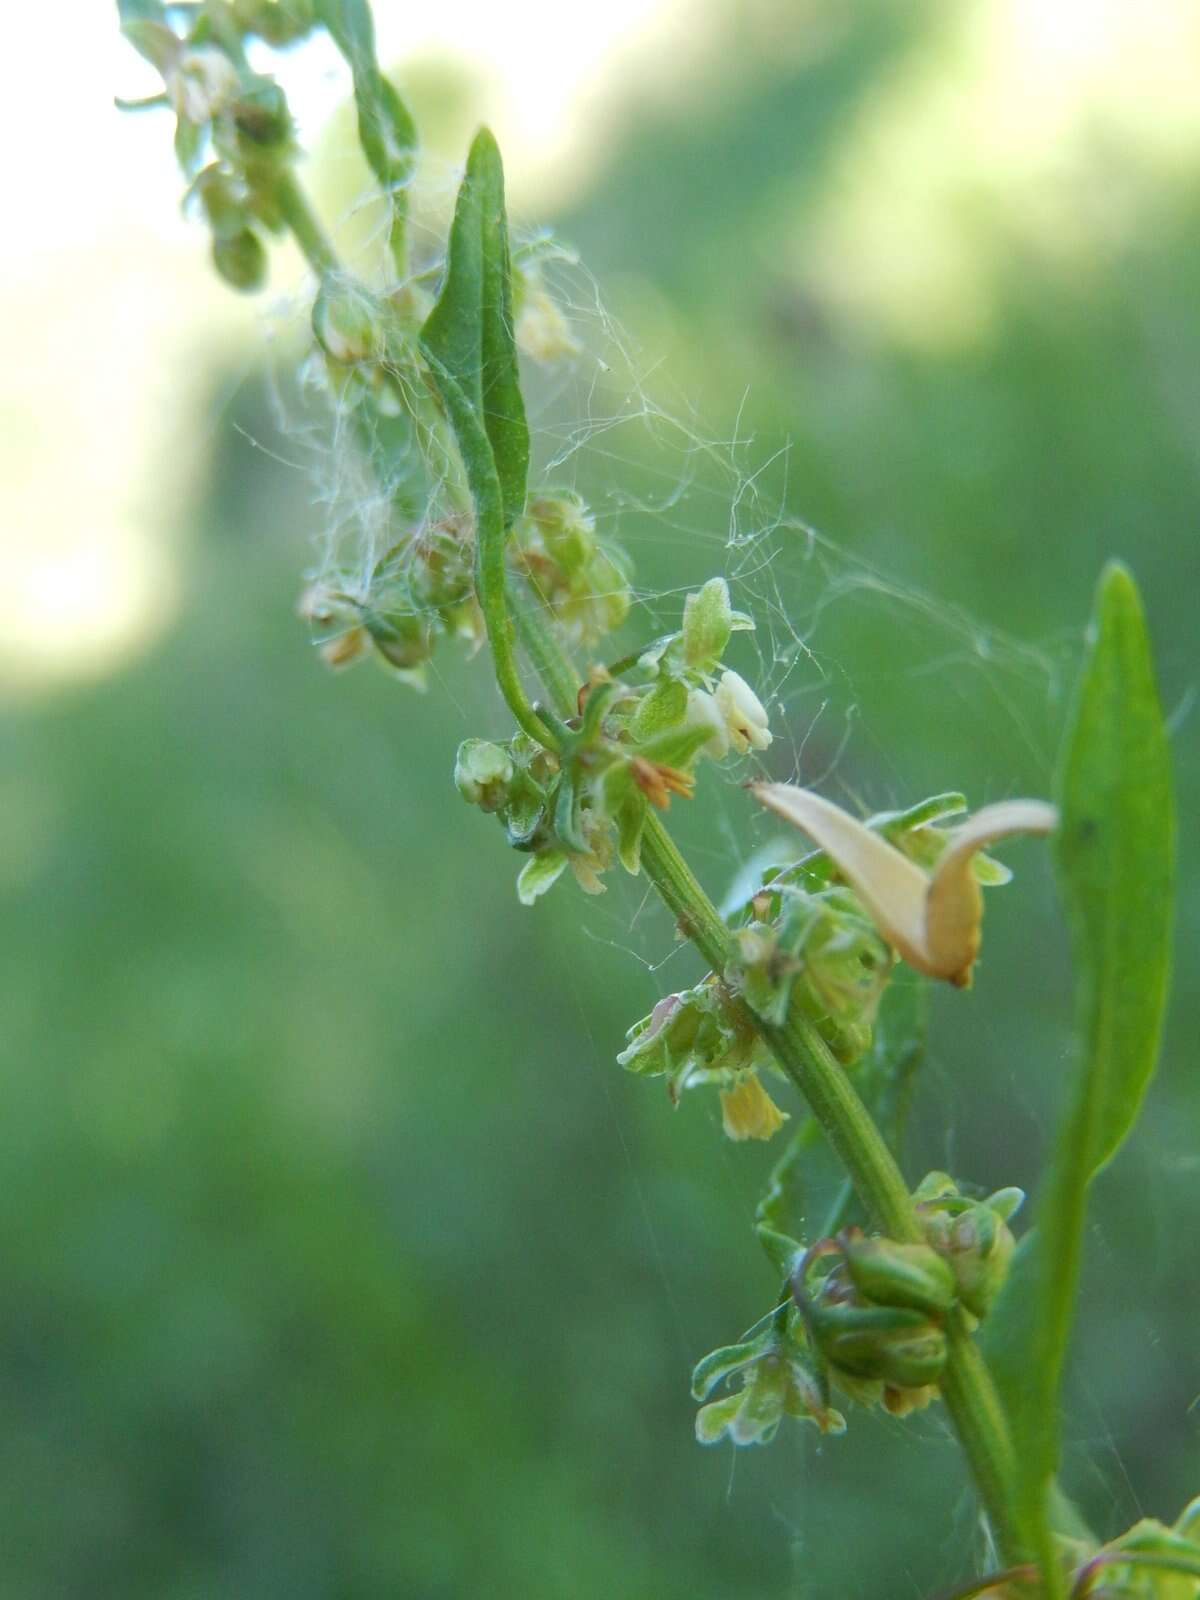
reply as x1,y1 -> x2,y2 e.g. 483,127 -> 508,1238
578,678 -> 622,743
755,1226 -> 805,1280
553,771 -> 588,855
629,677 -> 688,741
119,17 -> 179,71
680,576 -> 752,675
516,851 -> 567,906
614,789 -> 648,876
986,1186 -> 1025,1222
806,1301 -> 946,1388
691,1339 -> 765,1402
632,722 -> 713,773
174,115 -> 206,176
503,780 -> 547,848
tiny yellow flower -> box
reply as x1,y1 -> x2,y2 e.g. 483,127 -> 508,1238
719,1073 -> 789,1141
516,284 -> 580,364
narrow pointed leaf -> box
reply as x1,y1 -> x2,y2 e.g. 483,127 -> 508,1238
422,129 -> 529,528
988,562 -> 1174,1561
419,131 -> 543,743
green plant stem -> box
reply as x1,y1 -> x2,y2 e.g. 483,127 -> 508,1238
509,581 -> 579,721
514,596 -> 1025,1563
274,170 -> 340,279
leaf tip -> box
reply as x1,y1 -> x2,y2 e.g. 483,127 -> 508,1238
467,124 -> 502,172
1095,559 -> 1144,628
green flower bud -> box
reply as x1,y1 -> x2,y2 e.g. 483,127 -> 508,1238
914,1175 -> 1024,1319
455,740 -> 515,812
681,577 -> 734,673
363,608 -> 432,673
949,1206 -> 1015,1319
806,1299 -> 947,1389
193,165 -> 248,241
230,80 -> 293,153
840,1228 -> 957,1316
212,228 -> 267,292
731,887 -> 891,1066
313,282 -> 385,366
407,519 -> 475,613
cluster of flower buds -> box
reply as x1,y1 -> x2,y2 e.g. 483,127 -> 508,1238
730,884 -> 893,1066
454,731 -> 616,901
616,977 -> 789,1139
912,1171 -> 1024,1321
792,1227 -> 957,1417
692,1322 -> 845,1447
508,494 -> 632,649
300,516 -> 481,686
118,6 -> 301,292
693,1177 -> 1030,1451
455,576 -> 775,906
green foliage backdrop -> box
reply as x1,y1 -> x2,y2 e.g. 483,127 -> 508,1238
2,5 -> 1196,1594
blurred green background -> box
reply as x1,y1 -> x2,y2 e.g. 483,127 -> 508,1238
2,2 -> 1197,1595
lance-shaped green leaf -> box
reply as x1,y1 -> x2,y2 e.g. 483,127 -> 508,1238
422,129 -> 529,528
987,562 -> 1174,1576
420,131 -> 542,743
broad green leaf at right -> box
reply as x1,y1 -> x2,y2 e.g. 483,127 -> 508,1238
989,561 -> 1174,1580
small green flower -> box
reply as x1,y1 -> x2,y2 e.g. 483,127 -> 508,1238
692,1333 -> 845,1447
913,1172 -> 1024,1320
730,885 -> 892,1066
454,740 -> 514,812
510,493 -> 630,648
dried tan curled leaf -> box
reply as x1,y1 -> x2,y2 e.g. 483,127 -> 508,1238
751,785 -> 1057,986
